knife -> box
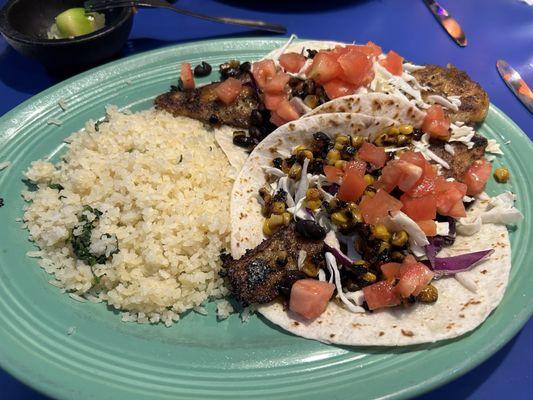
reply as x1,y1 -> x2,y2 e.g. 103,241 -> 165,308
423,0 -> 467,47
496,60 -> 533,114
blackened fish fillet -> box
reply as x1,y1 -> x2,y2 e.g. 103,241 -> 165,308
155,82 -> 260,129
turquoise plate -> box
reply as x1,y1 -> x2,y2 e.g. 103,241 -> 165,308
0,38 -> 531,400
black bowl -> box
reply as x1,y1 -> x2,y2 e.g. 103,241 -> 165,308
0,0 -> 134,73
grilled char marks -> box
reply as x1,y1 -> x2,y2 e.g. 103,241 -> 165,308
429,134 -> 488,180
413,64 -> 490,124
225,224 -> 325,305
154,80 -> 260,129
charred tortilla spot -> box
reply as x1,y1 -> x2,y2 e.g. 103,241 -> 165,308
379,331 -> 385,336
401,329 -> 414,337
330,333 -> 335,338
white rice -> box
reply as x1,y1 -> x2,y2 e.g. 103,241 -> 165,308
23,107 -> 236,326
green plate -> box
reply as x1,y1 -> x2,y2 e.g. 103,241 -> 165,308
0,38 -> 531,400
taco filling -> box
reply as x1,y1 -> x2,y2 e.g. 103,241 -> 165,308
223,111 -> 522,343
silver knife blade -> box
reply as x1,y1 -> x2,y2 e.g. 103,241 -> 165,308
496,60 -> 533,114
423,0 -> 467,47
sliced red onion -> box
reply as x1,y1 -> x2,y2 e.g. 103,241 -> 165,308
324,231 -> 354,268
425,247 -> 494,275
324,183 -> 340,195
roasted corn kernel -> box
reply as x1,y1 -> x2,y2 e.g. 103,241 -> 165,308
417,284 -> 438,303
353,260 -> 368,267
388,126 -> 400,135
306,188 -> 321,200
263,219 -> 273,236
378,241 -> 391,253
331,211 -> 349,225
302,262 -> 319,277
361,272 -> 377,284
352,135 -> 366,148
326,149 -> 341,163
289,163 -> 302,179
494,167 -> 509,183
335,135 -> 350,145
334,160 -> 347,169
364,174 -> 375,185
391,230 -> 408,247
292,145 -> 307,155
391,251 -> 405,262
282,212 -> 291,226
399,124 -> 414,135
297,149 -> 314,161
397,134 -> 409,146
303,95 -> 319,109
372,224 -> 391,241
270,201 -> 286,215
306,199 -> 322,210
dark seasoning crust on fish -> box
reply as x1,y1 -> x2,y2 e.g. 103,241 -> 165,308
224,223 -> 325,305
412,64 -> 490,124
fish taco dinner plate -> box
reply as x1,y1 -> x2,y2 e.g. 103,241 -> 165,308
0,38 -> 531,400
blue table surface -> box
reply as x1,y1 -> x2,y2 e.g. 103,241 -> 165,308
0,0 -> 531,398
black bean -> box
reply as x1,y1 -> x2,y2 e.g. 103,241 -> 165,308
193,62 -> 212,77
250,109 -> 264,126
248,126 -> 262,139
272,157 -> 283,170
343,145 -> 357,156
233,132 -> 255,149
295,220 -> 326,240
239,61 -> 252,73
209,114 -> 220,125
306,49 -> 318,59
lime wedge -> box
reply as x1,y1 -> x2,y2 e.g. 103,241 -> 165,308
55,8 -> 97,37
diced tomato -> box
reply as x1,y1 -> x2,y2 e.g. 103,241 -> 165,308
279,52 -> 306,73
263,71 -> 290,93
275,99 -> 299,121
396,262 -> 435,298
269,111 -> 287,127
380,50 -> 403,76
289,279 -> 335,320
400,194 -> 437,221
358,142 -> 387,168
360,189 -> 403,225
324,165 -> 344,184
180,63 -> 195,90
380,262 -> 402,280
447,199 -> 467,218
363,280 -> 401,310
337,165 -> 368,202
252,59 -> 277,88
344,159 -> 367,175
359,41 -> 383,58
337,49 -> 374,87
323,79 -> 357,99
396,160 -> 423,192
435,180 -> 467,215
376,161 -> 403,192
403,254 -> 417,265
399,151 -> 427,169
416,220 -> 437,236
422,105 -> 450,140
214,77 -> 242,105
306,52 -> 342,84
462,158 -> 492,196
264,92 -> 285,110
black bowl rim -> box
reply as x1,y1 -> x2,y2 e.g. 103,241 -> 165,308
0,0 -> 134,46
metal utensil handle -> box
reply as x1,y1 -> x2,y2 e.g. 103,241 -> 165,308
136,0 -> 287,33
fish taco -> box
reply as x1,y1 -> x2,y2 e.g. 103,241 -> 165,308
154,38 -> 489,170
224,108 -> 522,346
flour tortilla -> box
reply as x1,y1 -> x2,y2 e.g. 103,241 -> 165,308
305,93 -> 426,127
231,114 -> 511,346
231,113 -> 396,259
